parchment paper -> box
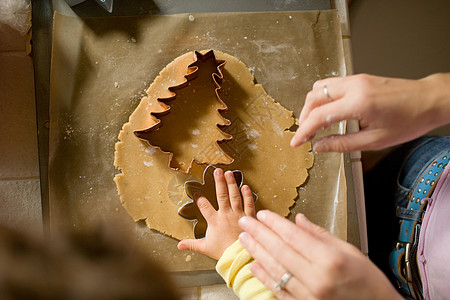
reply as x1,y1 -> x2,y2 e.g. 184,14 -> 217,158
49,10 -> 347,273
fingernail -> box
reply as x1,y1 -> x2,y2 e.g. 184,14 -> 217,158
216,168 -> 224,175
290,137 -> 298,147
313,142 -> 326,152
239,232 -> 249,246
257,210 -> 267,221
177,241 -> 183,250
239,216 -> 250,230
296,213 -> 306,222
225,170 -> 233,178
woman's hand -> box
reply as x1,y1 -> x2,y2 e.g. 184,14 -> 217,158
291,73 -> 450,152
238,210 -> 403,300
178,168 -> 256,260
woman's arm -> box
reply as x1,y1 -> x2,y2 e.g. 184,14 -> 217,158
291,73 -> 450,152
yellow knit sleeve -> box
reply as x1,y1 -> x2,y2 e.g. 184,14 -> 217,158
216,240 -> 277,300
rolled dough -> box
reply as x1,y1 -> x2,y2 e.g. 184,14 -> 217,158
114,50 -> 314,240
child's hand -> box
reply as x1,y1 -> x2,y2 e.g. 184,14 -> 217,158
177,168 -> 256,260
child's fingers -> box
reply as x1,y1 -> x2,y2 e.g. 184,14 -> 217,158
214,168 -> 231,211
196,195 -> 216,222
177,239 -> 207,256
241,185 -> 256,217
225,171 -> 243,212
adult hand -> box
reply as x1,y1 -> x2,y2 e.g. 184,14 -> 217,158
238,210 -> 403,300
291,73 -> 450,152
178,168 -> 256,260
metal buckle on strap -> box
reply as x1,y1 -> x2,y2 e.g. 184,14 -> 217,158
395,242 -> 418,300
390,150 -> 448,299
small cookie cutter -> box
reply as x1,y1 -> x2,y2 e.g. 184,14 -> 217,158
178,165 -> 257,239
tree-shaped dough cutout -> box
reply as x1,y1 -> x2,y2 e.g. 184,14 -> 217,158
134,50 -> 233,173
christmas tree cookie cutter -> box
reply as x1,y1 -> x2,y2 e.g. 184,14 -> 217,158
178,165 -> 257,239
134,50 -> 233,173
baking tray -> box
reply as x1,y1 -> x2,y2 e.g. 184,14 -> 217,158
33,0 -> 360,287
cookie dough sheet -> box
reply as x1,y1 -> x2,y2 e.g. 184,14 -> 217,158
49,10 -> 347,272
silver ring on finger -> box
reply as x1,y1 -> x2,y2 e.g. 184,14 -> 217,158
323,85 -> 332,101
274,272 -> 293,291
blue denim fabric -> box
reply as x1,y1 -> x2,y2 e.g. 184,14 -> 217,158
394,136 -> 450,209
364,135 -> 450,285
